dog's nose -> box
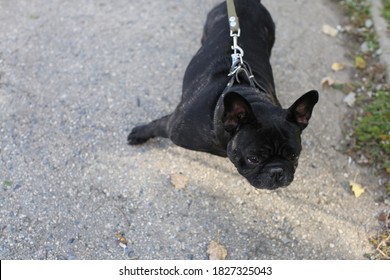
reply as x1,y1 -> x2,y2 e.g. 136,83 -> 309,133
270,167 -> 284,181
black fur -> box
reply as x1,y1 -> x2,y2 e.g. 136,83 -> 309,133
128,0 -> 318,189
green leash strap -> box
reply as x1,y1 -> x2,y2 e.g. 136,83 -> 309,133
226,0 -> 240,35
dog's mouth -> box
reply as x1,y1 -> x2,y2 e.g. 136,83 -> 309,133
250,175 -> 293,190
239,166 -> 294,190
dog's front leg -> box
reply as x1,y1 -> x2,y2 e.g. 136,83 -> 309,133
127,115 -> 171,145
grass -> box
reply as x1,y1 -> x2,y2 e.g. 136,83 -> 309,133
354,91 -> 390,168
382,0 -> 390,26
340,0 -> 389,174
342,0 -> 380,54
3,180 -> 12,190
340,0 -> 390,260
368,211 -> 390,260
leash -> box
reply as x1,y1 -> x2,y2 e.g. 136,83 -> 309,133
226,0 -> 242,68
225,0 -> 264,92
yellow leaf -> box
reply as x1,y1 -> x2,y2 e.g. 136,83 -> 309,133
115,232 -> 128,246
355,56 -> 367,70
350,181 -> 365,198
379,134 -> 389,141
322,24 -> 338,37
170,173 -> 188,189
115,231 -> 128,253
321,77 -> 335,88
386,165 -> 390,175
207,240 -> 228,260
331,62 -> 345,72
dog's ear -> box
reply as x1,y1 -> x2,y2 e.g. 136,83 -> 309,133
286,90 -> 319,130
222,92 -> 254,132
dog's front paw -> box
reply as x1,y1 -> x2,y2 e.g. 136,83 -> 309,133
127,125 -> 151,145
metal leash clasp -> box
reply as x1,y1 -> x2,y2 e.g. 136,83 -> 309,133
229,31 -> 244,77
228,28 -> 256,88
228,14 -> 244,75
231,32 -> 243,63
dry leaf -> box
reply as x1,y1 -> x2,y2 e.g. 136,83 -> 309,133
322,24 -> 338,37
350,181 -> 365,198
207,240 -> 228,260
321,77 -> 334,88
115,232 -> 128,245
386,165 -> 390,175
170,173 -> 189,189
115,231 -> 128,252
378,212 -> 389,223
331,62 -> 345,72
355,56 -> 367,70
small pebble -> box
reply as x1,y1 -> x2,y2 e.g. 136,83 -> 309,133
343,92 -> 356,107
365,19 -> 373,29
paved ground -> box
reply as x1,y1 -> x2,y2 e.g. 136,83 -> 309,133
0,0 -> 387,259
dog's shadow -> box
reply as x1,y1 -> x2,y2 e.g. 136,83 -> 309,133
137,137 -> 237,175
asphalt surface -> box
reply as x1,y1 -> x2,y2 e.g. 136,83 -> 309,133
0,0 -> 387,259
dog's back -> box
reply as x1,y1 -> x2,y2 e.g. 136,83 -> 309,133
182,0 -> 276,102
165,0 -> 277,154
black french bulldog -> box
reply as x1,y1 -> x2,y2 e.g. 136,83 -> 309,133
128,0 -> 318,189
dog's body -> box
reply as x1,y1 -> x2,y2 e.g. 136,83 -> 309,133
128,0 -> 318,189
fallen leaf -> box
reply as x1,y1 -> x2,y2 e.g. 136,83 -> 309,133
343,25 -> 353,32
321,77 -> 334,88
116,232 -> 127,243
322,24 -> 338,37
387,165 -> 390,175
350,181 -> 365,198
355,55 -> 367,70
207,240 -> 228,260
115,231 -> 128,249
378,212 -> 389,222
170,173 -> 189,189
331,62 -> 345,72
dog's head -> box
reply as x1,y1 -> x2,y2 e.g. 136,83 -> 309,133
222,90 -> 318,189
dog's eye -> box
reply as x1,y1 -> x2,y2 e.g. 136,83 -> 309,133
288,153 -> 298,161
247,155 -> 260,165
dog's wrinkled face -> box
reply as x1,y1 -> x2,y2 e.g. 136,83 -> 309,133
227,123 -> 301,189
222,90 -> 318,189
